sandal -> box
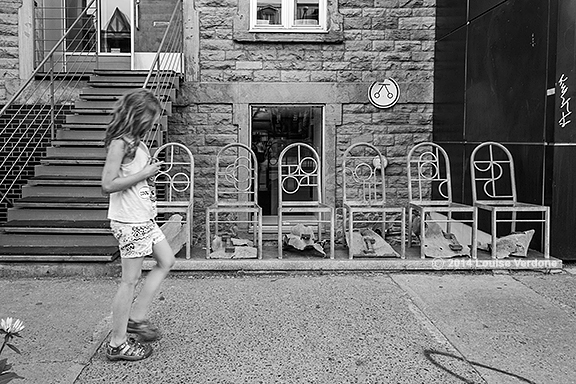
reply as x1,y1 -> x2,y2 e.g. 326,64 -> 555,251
127,318 -> 161,342
106,339 -> 152,361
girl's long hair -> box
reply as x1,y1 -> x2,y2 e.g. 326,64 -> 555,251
104,89 -> 162,154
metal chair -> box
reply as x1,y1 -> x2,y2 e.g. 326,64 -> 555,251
407,142 -> 477,259
152,142 -> 194,259
342,142 -> 405,259
277,142 -> 335,259
470,141 -> 550,259
206,143 -> 262,259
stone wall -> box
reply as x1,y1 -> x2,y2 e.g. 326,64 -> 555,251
172,0 -> 436,244
0,0 -> 21,101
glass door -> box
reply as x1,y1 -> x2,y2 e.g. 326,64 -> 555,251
131,0 -> 179,70
98,0 -> 132,54
251,105 -> 324,216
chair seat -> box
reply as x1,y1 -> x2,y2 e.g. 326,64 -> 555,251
475,201 -> 549,212
410,201 -> 476,212
208,203 -> 261,211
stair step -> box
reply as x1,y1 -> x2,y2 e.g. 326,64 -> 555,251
88,80 -> 179,90
34,164 -> 103,177
93,69 -> 177,76
28,176 -> 101,186
0,246 -> 118,262
46,146 -> 106,159
80,87 -> 176,101
21,184 -> 103,197
8,207 -> 108,221
74,100 -> 118,109
1,220 -> 110,234
56,130 -> 105,141
61,123 -> 109,130
51,140 -> 105,147
66,114 -> 112,124
40,158 -> 105,166
0,233 -> 117,246
14,196 -> 108,209
70,108 -> 112,114
73,100 -> 172,116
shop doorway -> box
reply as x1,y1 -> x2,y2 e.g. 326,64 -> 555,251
251,105 -> 324,217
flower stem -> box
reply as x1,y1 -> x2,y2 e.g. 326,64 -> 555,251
0,335 -> 10,356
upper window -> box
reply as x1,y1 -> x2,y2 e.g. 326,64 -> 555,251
250,0 -> 327,32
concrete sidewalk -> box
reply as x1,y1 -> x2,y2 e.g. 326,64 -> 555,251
1,271 -> 575,383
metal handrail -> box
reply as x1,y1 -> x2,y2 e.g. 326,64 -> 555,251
142,0 -> 183,148
0,0 -> 98,208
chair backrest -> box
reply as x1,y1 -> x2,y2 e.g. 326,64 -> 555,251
278,142 -> 322,207
152,142 -> 194,206
470,141 -> 517,205
342,142 -> 387,206
407,142 -> 453,204
214,143 -> 259,206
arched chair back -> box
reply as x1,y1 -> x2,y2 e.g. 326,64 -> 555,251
277,142 -> 335,258
343,142 -> 387,207
152,142 -> 195,259
406,142 -> 477,259
470,141 -> 550,258
206,143 -> 262,259
342,142 -> 405,258
407,142 -> 454,205
214,143 -> 259,206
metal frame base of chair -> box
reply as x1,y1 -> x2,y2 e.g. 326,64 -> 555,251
205,207 -> 263,259
408,203 -> 478,259
277,143 -> 335,259
471,141 -> 550,259
205,143 -> 263,260
343,205 -> 406,259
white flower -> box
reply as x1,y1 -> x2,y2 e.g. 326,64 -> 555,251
0,317 -> 24,334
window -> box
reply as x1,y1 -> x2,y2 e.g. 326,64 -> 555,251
250,0 -> 327,32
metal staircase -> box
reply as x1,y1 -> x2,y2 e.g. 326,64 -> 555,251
0,70 -> 178,261
0,0 -> 183,262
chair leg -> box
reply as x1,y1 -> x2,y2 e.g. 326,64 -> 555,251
408,207 -> 414,248
490,211 -> 497,259
348,210 -> 354,260
471,208 -> 478,259
205,210 -> 211,259
330,209 -> 335,260
544,208 -> 550,258
420,210 -> 426,259
400,208 -> 406,259
278,211 -> 283,259
186,211 -> 191,259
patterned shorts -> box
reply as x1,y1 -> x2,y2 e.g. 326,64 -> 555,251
110,220 -> 166,259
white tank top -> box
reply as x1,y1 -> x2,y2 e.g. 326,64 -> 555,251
107,142 -> 157,222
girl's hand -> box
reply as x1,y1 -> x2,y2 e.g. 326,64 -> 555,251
144,160 -> 164,179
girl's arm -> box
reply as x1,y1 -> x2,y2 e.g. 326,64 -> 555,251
101,139 -> 162,194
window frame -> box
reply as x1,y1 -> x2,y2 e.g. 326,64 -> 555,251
249,0 -> 327,33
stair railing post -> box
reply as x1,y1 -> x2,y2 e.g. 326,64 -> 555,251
49,54 -> 56,141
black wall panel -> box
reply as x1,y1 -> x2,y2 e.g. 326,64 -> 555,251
468,0 -> 506,21
465,0 -> 548,143
433,0 -> 576,257
551,146 -> 576,257
554,0 -> 576,142
433,27 -> 467,142
435,0 -> 467,40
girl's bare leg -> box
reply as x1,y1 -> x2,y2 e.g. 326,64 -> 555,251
130,239 -> 175,321
110,257 -> 144,347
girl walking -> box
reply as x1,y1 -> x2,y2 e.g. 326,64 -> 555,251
101,88 -> 175,361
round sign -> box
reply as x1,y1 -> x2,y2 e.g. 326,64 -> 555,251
368,79 -> 400,109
